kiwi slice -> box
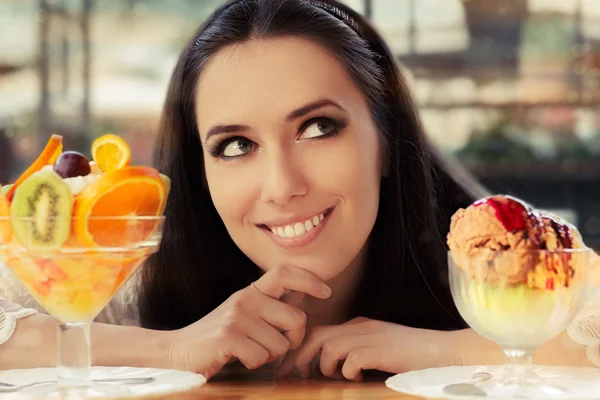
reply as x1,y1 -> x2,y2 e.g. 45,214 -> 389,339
10,170 -> 73,250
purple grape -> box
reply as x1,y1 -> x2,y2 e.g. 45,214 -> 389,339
53,151 -> 91,178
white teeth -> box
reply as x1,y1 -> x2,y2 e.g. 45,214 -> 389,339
269,212 -> 327,239
294,223 -> 306,236
284,226 -> 295,238
305,220 -> 314,231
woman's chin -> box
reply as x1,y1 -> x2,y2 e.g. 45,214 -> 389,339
258,262 -> 344,283
292,264 -> 346,283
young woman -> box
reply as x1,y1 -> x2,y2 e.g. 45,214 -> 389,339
1,0 -> 598,381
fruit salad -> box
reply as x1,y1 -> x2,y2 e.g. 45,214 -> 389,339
0,134 -> 168,322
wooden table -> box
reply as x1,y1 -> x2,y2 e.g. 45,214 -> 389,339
141,368 -> 426,400
146,378 -> 423,399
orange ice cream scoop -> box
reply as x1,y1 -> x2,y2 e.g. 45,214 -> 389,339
447,195 -> 581,288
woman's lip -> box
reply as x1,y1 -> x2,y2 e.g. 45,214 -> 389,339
261,207 -> 334,249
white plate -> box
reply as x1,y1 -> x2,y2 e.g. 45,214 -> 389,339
0,366 -> 206,399
385,365 -> 600,400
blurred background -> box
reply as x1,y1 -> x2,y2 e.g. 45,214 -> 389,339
0,0 -> 599,248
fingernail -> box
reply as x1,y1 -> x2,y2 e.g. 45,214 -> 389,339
322,284 -> 332,296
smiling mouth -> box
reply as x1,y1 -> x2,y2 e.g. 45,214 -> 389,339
258,207 -> 334,239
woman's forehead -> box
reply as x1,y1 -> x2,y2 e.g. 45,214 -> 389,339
195,37 -> 366,129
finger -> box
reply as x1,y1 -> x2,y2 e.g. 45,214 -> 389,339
256,297 -> 307,350
276,325 -> 332,378
253,266 -> 331,300
277,349 -> 314,379
291,321 -> 375,377
278,290 -> 306,347
319,334 -> 369,378
276,350 -> 299,379
227,336 -> 270,371
280,290 -> 305,308
329,369 -> 345,380
193,349 -> 230,380
345,316 -> 369,325
240,314 -> 290,363
341,347 -> 379,381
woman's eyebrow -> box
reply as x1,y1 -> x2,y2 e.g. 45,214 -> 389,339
204,124 -> 248,144
204,98 -> 346,144
285,98 -> 347,121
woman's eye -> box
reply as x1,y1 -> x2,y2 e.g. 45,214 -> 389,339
221,138 -> 255,158
299,118 -> 339,140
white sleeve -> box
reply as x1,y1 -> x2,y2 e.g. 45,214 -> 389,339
0,263 -> 40,345
567,253 -> 600,366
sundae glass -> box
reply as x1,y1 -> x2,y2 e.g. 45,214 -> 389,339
447,195 -> 593,398
0,134 -> 167,398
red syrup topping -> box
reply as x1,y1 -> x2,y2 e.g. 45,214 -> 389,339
546,217 -> 573,249
473,195 -> 575,290
473,196 -> 534,232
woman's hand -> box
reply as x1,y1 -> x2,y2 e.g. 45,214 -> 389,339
165,266 -> 332,379
276,317 -> 461,381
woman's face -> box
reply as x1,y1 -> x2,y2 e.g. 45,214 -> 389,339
195,37 -> 381,281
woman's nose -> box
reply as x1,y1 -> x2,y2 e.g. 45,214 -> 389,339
260,151 -> 308,205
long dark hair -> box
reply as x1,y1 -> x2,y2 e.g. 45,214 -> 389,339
139,0 -> 488,331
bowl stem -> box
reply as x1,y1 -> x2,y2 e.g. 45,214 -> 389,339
57,321 -> 92,388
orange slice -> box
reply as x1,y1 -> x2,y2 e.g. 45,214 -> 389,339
73,166 -> 165,247
91,134 -> 131,173
0,188 -> 11,244
48,142 -> 63,165
6,134 -> 63,201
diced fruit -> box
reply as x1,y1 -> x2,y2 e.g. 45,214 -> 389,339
59,257 -> 92,281
7,248 -> 150,321
10,170 -> 73,250
92,264 -> 119,283
0,188 -> 11,244
9,255 -> 43,285
73,166 -> 166,247
53,151 -> 91,179
38,258 -> 68,280
91,134 -> 131,173
6,134 -> 63,201
34,279 -> 53,297
71,291 -> 93,311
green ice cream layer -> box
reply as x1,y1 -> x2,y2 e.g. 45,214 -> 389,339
455,281 -> 581,348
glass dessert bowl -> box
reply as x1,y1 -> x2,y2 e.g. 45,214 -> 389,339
0,216 -> 164,399
448,248 -> 592,398
0,133 -> 168,398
